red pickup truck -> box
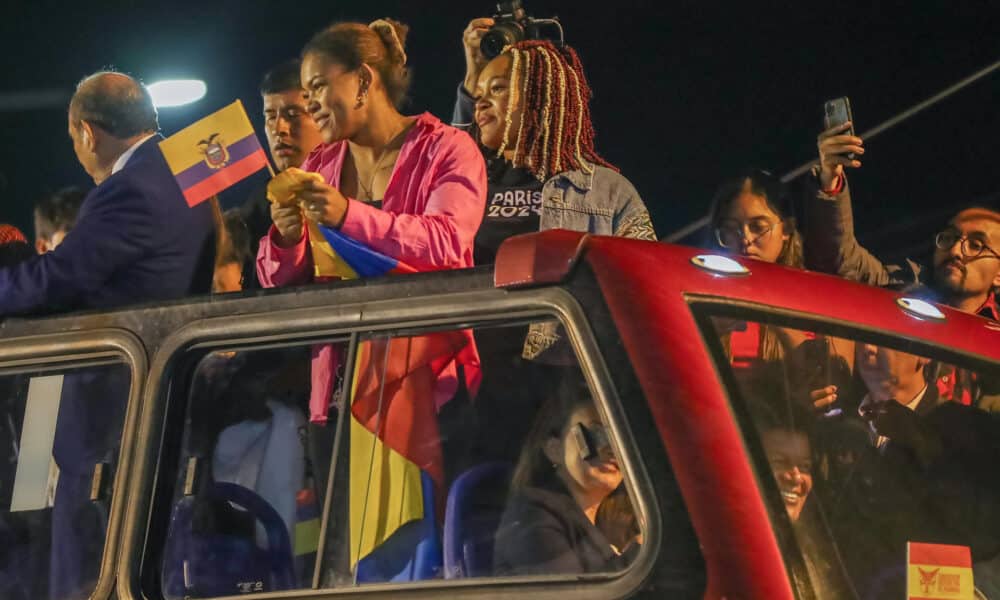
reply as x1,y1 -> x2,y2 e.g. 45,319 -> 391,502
0,231 -> 997,599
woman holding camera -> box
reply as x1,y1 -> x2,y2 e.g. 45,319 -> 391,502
453,19 -> 657,267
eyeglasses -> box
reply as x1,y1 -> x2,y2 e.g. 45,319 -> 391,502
934,230 -> 1000,259
715,220 -> 778,249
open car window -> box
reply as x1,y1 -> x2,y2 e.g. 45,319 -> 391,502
699,310 -> 1000,600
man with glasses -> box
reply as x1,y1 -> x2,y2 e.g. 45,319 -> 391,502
806,123 -> 1000,321
806,125 -> 1000,409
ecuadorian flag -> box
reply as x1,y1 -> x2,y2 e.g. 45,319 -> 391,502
310,223 -> 417,280
159,100 -> 269,207
348,332 -> 468,581
267,167 -> 416,279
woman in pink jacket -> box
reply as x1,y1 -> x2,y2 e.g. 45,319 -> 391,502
257,20 -> 487,428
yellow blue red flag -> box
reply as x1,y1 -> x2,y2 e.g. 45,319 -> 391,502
348,332 -> 467,578
159,100 -> 269,207
267,168 -> 417,279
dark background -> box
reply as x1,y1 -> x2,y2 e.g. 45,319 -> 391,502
0,1 -> 996,263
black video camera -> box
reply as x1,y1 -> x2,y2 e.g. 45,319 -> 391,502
480,1 -> 564,60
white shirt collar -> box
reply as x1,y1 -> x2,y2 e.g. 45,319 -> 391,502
111,133 -> 156,175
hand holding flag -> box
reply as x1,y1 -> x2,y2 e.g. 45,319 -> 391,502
266,168 -> 415,280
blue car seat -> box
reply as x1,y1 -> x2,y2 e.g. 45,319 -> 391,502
443,462 -> 513,579
161,481 -> 295,598
354,470 -> 443,583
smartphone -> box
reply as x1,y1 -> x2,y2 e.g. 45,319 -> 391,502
823,97 -> 856,159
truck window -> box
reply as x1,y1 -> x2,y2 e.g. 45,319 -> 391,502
154,317 -> 647,598
0,360 -> 132,600
702,313 -> 1000,600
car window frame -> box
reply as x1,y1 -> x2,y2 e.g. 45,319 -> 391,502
0,328 -> 147,600
119,285 -> 662,600
688,295 -> 1000,600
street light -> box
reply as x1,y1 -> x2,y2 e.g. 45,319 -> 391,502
146,79 -> 206,108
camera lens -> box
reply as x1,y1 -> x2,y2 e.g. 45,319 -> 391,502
480,22 -> 524,59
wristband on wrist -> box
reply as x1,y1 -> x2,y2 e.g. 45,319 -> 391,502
822,173 -> 845,195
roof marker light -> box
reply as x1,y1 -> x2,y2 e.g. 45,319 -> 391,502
690,254 -> 750,277
897,297 -> 946,322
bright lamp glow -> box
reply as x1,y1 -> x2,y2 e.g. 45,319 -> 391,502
146,79 -> 206,108
896,297 -> 946,322
690,254 -> 750,276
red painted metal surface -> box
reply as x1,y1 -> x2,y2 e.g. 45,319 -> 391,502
493,229 -> 590,289
496,230 -> 1000,599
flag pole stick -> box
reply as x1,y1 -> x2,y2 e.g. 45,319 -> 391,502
209,194 -> 229,278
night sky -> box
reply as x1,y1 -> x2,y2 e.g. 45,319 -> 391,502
0,1 -> 996,263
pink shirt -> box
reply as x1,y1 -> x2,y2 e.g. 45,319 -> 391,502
257,112 -> 487,422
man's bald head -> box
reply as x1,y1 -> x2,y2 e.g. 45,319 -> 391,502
69,71 -> 158,139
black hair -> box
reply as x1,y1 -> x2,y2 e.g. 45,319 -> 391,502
35,186 -> 87,241
302,20 -> 411,109
218,209 -> 251,267
259,59 -> 303,95
510,373 -> 593,493
69,71 -> 158,138
707,169 -> 804,268
0,241 -> 34,267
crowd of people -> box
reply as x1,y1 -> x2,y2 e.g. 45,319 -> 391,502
0,11 -> 996,600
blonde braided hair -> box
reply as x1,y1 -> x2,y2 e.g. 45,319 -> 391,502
496,40 -> 615,181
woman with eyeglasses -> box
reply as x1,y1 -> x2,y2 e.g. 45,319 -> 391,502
708,171 -> 806,364
708,171 -> 855,416
708,170 -> 802,267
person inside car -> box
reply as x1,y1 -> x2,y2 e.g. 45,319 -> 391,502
830,341 -> 1000,597
493,377 -> 634,576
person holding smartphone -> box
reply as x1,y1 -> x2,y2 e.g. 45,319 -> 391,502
805,110 -> 1000,323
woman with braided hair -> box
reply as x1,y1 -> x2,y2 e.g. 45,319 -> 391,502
454,30 -> 657,267
443,36 -> 659,476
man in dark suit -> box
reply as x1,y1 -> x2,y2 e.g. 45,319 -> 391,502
0,71 -> 215,599
829,344 -> 1000,598
0,71 -> 215,315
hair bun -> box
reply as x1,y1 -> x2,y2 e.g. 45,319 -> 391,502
368,18 -> 409,66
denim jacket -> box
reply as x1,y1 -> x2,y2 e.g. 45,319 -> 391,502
455,85 -> 657,358
453,84 -> 656,241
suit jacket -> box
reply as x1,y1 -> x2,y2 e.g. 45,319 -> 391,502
831,388 -> 1000,597
0,135 -> 215,316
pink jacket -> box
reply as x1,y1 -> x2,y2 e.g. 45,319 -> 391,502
257,112 -> 487,422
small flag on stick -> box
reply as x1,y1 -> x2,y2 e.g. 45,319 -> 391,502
159,100 -> 269,206
907,542 -> 974,599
